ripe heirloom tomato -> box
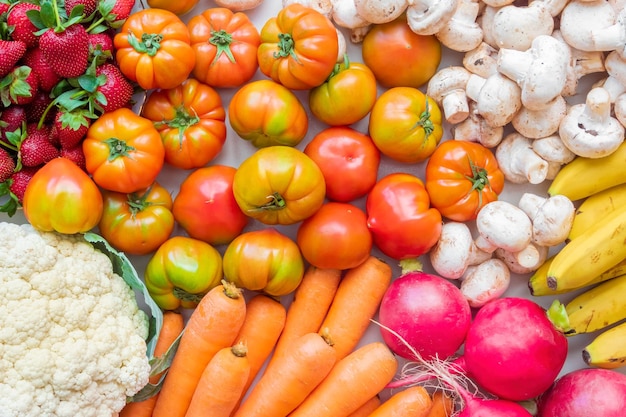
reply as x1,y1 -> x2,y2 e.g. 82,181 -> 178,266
304,126 -> 380,202
297,202 -> 372,270
425,140 -> 505,221
368,87 -> 443,163
97,182 -> 174,256
172,165 -> 249,246
23,157 -> 103,234
257,3 -> 339,90
114,8 -> 195,90
83,108 -> 165,194
366,173 -> 442,261
146,0 -> 198,15
308,56 -> 378,126
141,78 -> 227,170
144,236 -> 223,310
222,228 -> 305,296
228,79 -> 308,148
361,14 -> 441,88
232,146 -> 326,225
188,8 -> 260,88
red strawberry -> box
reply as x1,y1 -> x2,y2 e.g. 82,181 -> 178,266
0,40 -> 27,78
65,0 -> 98,18
39,24 -> 90,78
22,47 -> 61,92
7,3 -> 40,48
24,91 -> 55,124
0,2 -> 10,16
0,105 -> 26,141
20,124 -> 59,167
0,148 -> 16,183
88,32 -> 114,64
95,63 -> 134,112
60,145 -> 86,171
0,65 -> 39,106
110,0 -> 135,23
8,165 -> 39,204
51,110 -> 90,149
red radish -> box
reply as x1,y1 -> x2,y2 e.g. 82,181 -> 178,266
377,270 -> 472,360
537,368 -> 626,416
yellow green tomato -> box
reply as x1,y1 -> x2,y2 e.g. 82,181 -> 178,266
144,236 -> 223,310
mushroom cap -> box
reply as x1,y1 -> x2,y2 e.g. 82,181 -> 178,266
475,200 -> 533,252
406,0 -> 459,35
354,0 -> 408,24
430,222 -> 476,279
559,0 -> 616,51
529,195 -> 576,246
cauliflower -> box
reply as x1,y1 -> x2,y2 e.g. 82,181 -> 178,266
0,222 -> 151,417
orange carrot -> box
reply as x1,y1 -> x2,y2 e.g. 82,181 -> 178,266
232,332 -> 337,417
185,342 -> 251,417
288,342 -> 399,417
119,311 -> 185,417
368,386 -> 433,417
318,256 -> 392,359
345,396 -> 382,417
426,391 -> 455,417
152,281 -> 247,417
272,266 -> 342,360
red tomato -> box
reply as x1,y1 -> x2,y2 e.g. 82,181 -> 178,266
172,165 -> 249,246
304,126 -> 380,202
297,202 -> 372,270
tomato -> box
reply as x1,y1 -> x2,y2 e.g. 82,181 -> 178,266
425,140 -> 505,221
366,173 -> 442,261
146,0 -> 198,16
22,157 -> 103,234
297,202 -> 372,270
361,15 -> 441,88
228,79 -> 308,148
232,146 -> 326,225
308,56 -> 378,126
83,108 -> 165,194
257,3 -> 339,90
303,126 -> 380,202
222,228 -> 305,296
141,78 -> 227,170
114,8 -> 195,90
144,236 -> 223,310
172,165 -> 249,246
97,182 -> 174,256
187,7 -> 260,88
368,87 -> 443,163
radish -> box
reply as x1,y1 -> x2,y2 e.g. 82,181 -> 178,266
537,368 -> 626,416
377,270 -> 472,360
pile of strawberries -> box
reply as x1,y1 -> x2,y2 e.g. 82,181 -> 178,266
0,0 -> 136,214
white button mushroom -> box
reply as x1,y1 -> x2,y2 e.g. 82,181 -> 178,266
531,134 -> 577,178
465,72 -> 523,128
353,0 -> 409,24
615,92 -> 626,128
463,42 -> 500,78
427,66 -> 472,124
495,132 -> 550,184
435,0 -> 484,52
460,258 -> 511,308
590,8 -> 626,54
490,1 -> 556,51
511,95 -> 568,139
559,0 -> 617,52
330,0 -> 372,43
474,200 -> 533,254
518,192 -> 576,247
282,0 -> 333,16
477,5 -> 500,49
494,243 -> 549,274
559,86 -> 626,158
453,101 -> 504,147
405,0 -> 459,35
600,51 -> 626,102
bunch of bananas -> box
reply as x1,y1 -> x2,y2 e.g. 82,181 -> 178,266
529,142 -> 626,370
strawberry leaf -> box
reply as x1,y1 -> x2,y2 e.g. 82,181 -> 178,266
77,73 -> 100,93
38,1 -> 57,29
0,181 -> 18,217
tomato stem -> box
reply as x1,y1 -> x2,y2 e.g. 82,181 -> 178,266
209,29 -> 237,64
126,184 -> 155,217
273,33 -> 300,63
415,99 -> 435,139
128,32 -> 163,57
465,157 -> 490,212
104,137 -> 136,161
256,192 -> 287,211
154,106 -> 200,149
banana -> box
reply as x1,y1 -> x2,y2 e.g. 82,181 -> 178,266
568,183 -> 626,240
548,141 -> 626,202
545,205 -> 626,292
583,321 -> 626,369
565,274 -> 626,335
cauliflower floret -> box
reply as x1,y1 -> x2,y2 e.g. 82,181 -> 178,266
0,222 -> 151,417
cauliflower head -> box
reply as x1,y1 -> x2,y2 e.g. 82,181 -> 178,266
0,222 -> 151,417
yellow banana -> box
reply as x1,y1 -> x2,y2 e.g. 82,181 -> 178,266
568,183 -> 626,240
583,321 -> 626,369
545,206 -> 626,292
548,141 -> 626,202
565,274 -> 626,335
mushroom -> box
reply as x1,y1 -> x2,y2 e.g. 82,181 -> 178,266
518,192 -> 576,247
600,51 -> 626,102
616,92 -> 626,128
353,0 -> 409,24
453,101 -> 504,147
435,0 -> 484,52
282,0 -> 333,16
511,95 -> 568,139
494,243 -> 549,274
214,0 -> 264,11
490,0 -> 557,51
330,0 -> 372,43
465,72 -> 523,127
477,5 -> 500,49
460,258 -> 511,308
474,200 -> 533,254
495,132 -> 550,184
462,42 -> 499,78
559,86 -> 626,158
590,8 -> 626,53
531,134 -> 577,179
559,0 -> 617,52
426,66 -> 472,124
429,222 -> 493,280
497,35 -> 571,110
405,0 -> 459,35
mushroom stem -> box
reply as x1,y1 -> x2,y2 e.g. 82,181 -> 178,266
495,133 -> 549,184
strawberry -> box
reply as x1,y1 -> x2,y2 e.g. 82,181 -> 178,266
0,105 -> 26,141
0,40 -> 27,78
0,148 -> 15,183
0,2 -> 10,16
24,91 -> 55,124
65,0 -> 98,18
8,165 -> 39,204
22,47 -> 61,92
7,3 -> 40,48
0,65 -> 39,106
110,0 -> 135,22
39,24 -> 90,78
20,123 -> 59,167
95,63 -> 134,112
88,32 -> 114,64
60,145 -> 86,171
51,109 -> 90,149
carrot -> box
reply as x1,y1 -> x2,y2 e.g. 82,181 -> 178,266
318,256 -> 392,359
272,266 -> 342,360
368,386 -> 433,417
345,396 -> 382,417
426,390 -> 455,417
119,311 -> 184,417
185,342 -> 250,417
152,281 -> 247,417
288,342 -> 399,417
232,332 -> 337,417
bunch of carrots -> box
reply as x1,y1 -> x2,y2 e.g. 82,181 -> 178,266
119,256 -> 455,417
